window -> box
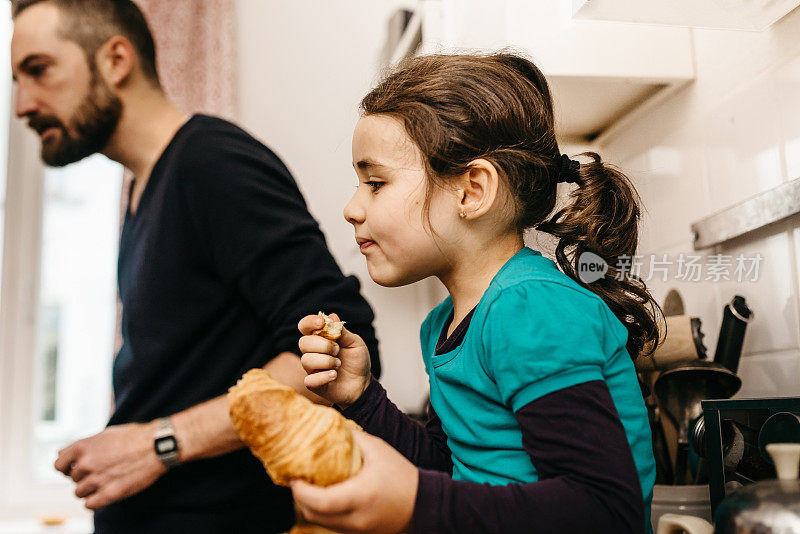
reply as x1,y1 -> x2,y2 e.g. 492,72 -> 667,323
0,2 -> 10,305
0,152 -> 122,523
31,158 -> 122,484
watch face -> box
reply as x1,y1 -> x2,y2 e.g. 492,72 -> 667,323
155,436 -> 177,455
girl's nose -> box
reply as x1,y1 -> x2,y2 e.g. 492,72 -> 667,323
343,192 -> 365,226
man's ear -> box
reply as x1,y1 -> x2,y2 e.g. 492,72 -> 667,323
95,35 -> 135,87
456,159 -> 500,220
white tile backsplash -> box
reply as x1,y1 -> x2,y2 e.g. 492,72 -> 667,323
640,123 -> 709,253
716,226 -> 799,355
734,349 -> 800,398
703,76 -> 784,214
775,55 -> 800,181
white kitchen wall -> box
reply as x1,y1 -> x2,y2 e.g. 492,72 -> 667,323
598,7 -> 800,397
235,0 -> 431,412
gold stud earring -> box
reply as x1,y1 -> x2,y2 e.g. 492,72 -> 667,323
459,211 -> 467,219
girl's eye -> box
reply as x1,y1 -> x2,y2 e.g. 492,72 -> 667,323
365,180 -> 385,192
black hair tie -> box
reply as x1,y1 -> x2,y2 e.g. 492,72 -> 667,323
557,154 -> 580,184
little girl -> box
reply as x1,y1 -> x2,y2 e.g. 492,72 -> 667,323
291,52 -> 660,534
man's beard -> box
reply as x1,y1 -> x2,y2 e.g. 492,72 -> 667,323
29,73 -> 122,167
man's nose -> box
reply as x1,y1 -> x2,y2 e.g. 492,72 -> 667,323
343,193 -> 365,225
15,86 -> 39,118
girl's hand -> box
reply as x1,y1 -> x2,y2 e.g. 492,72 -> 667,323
290,430 -> 418,534
297,313 -> 371,409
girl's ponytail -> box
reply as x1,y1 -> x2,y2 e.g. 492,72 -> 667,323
535,152 -> 664,360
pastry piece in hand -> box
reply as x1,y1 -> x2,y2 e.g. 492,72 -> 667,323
311,312 -> 344,341
228,369 -> 362,533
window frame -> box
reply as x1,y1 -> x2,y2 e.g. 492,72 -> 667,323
0,91 -> 92,521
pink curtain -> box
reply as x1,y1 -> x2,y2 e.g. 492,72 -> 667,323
115,0 -> 238,355
135,0 -> 238,119
118,0 -> 238,215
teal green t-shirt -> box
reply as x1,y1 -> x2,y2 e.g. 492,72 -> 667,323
420,247 -> 655,531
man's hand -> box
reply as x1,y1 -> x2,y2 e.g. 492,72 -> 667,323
290,430 -> 418,534
54,422 -> 166,510
48,350 -> 327,511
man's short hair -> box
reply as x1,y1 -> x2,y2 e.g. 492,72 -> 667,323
11,0 -> 160,86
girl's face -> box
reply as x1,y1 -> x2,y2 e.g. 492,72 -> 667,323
345,114 -> 458,287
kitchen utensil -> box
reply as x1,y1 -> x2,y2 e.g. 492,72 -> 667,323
657,513 -> 713,534
758,412 -> 800,462
656,443 -> 800,534
700,397 -> 800,514
651,484 -> 712,534
642,290 -> 708,484
714,443 -> 800,533
692,417 -> 745,471
713,296 -> 753,374
636,315 -> 708,373
653,405 -> 675,484
655,360 -> 742,485
663,289 -> 685,317
692,416 -> 746,485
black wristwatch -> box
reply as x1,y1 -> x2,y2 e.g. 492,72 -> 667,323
153,417 -> 180,469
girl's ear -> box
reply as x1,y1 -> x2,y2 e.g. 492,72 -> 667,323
456,159 -> 500,220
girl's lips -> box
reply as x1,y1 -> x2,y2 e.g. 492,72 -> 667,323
356,237 -> 375,253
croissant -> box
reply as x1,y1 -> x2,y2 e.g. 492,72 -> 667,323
228,369 -> 362,534
311,312 -> 344,341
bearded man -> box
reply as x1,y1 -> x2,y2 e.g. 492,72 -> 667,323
10,1 -> 381,532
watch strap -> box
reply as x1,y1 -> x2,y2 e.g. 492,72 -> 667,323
153,417 -> 180,469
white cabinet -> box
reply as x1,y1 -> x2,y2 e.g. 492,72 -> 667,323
404,0 -> 695,142
572,0 -> 800,31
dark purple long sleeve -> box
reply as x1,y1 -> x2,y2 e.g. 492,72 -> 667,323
342,380 -> 644,534
412,380 -> 644,533
339,378 -> 452,472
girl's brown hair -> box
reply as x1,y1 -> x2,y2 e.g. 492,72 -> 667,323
360,52 -> 663,360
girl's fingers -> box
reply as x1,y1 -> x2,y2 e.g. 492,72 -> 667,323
297,314 -> 364,351
298,314 -> 325,335
298,335 -> 339,356
295,503 -> 353,533
291,478 -> 357,516
332,324 -> 362,350
325,313 -> 362,350
304,370 -> 337,390
301,352 -> 341,373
